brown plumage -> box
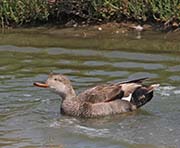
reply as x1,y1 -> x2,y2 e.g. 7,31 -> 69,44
34,74 -> 159,118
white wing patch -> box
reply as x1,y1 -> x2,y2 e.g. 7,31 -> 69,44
121,93 -> 132,102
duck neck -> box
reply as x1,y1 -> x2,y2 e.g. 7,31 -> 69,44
60,86 -> 77,101
66,87 -> 76,100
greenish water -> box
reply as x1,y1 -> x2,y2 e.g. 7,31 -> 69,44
0,29 -> 180,148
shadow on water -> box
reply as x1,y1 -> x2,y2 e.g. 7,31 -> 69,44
0,27 -> 180,53
0,28 -> 180,148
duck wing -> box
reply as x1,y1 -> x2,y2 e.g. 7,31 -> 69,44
117,77 -> 148,84
77,77 -> 148,104
77,84 -> 123,103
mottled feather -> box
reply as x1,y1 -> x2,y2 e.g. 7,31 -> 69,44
77,84 -> 123,103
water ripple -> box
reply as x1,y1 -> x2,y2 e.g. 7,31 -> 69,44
113,62 -> 165,70
0,45 -> 180,148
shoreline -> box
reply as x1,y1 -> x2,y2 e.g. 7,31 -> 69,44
2,20 -> 180,35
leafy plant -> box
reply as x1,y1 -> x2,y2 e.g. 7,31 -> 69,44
0,0 -> 180,28
0,0 -> 49,28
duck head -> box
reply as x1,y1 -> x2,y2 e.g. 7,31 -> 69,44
34,74 -> 76,100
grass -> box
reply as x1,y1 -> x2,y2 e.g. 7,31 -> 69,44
0,0 -> 180,28
0,0 -> 49,28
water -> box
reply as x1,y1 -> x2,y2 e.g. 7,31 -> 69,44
0,29 -> 180,148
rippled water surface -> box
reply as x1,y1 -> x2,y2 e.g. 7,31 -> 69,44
0,29 -> 180,148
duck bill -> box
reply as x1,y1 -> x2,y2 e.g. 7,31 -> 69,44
33,82 -> 49,88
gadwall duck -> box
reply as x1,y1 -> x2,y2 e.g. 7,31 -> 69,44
34,74 -> 159,117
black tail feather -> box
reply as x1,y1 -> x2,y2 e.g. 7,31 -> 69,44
131,87 -> 154,108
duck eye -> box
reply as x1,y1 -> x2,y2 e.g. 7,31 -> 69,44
54,78 -> 61,81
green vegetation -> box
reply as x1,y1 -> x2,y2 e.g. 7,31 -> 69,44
0,0 -> 180,28
0,0 -> 49,28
